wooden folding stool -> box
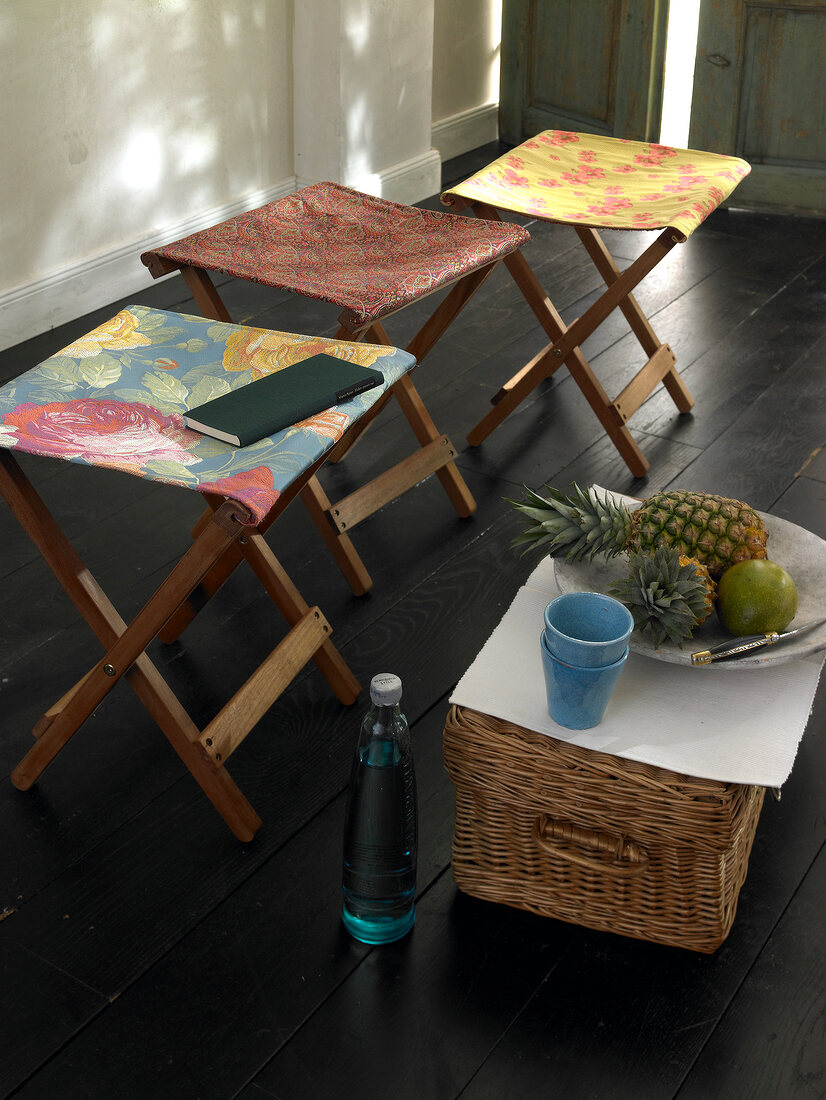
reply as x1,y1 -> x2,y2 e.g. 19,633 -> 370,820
442,131 -> 751,477
0,304 -> 415,840
141,182 -> 529,594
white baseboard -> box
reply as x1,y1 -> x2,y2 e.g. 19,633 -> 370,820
431,102 -> 499,164
377,149 -> 443,207
296,147 -> 443,208
0,177 -> 298,353
1,122 -> 489,356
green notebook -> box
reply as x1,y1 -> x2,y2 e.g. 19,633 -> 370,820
183,354 -> 385,447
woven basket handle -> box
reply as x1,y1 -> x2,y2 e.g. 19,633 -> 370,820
533,814 -> 650,878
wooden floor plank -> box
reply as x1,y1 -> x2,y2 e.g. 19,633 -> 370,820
7,697 -> 478,1098
676,844 -> 826,1100
1,508 -> 537,998
666,329 -> 826,510
636,259 -> 826,448
0,939 -> 106,1097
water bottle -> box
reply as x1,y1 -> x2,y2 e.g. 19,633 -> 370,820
341,673 -> 418,944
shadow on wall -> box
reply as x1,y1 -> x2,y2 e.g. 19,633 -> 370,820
2,1 -> 286,294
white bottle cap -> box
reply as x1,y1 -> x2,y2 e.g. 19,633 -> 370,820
369,673 -> 402,706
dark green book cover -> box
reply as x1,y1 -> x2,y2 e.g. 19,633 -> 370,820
183,354 -> 384,447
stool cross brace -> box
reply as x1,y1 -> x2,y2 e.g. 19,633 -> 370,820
1,448 -> 359,841
462,201 -> 694,477
156,256 -> 499,639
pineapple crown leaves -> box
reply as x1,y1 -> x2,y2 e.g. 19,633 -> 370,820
609,546 -> 715,649
507,482 -> 632,562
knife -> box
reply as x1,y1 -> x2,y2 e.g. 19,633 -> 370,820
691,617 -> 826,665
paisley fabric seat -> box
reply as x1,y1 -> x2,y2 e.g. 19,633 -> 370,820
141,183 -> 530,591
0,305 -> 415,840
442,131 -> 751,476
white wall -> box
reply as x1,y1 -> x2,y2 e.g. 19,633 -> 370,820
431,0 -> 502,162
0,0 -> 501,352
2,0 -> 292,287
1,0 -> 294,350
293,0 -> 441,204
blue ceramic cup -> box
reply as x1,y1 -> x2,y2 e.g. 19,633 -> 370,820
539,630 -> 628,729
543,591 -> 634,668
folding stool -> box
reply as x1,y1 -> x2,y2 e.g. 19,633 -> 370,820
141,182 -> 529,594
0,304 -> 415,840
442,131 -> 751,477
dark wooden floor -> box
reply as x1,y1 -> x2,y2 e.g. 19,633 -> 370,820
2,145 -> 825,1099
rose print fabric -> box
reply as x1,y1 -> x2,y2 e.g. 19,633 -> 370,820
0,305 -> 414,524
141,182 -> 529,329
442,130 -> 750,240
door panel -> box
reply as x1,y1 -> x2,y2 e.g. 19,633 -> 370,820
690,0 -> 826,214
499,0 -> 826,214
527,0 -> 620,131
500,0 -> 667,144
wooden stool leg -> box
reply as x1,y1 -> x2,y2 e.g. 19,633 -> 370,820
158,490 -> 291,644
404,262 -> 499,363
197,606 -> 335,765
241,529 -> 361,704
328,260 -> 496,466
575,227 -> 694,414
161,438 -> 376,631
300,476 -> 374,596
302,313 -> 478,578
12,500 -> 249,789
359,320 -> 476,518
0,452 -> 261,840
391,373 -> 476,517
465,207 -> 682,476
466,247 -> 650,476
180,266 -> 234,322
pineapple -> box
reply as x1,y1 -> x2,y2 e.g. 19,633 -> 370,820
610,549 -> 717,647
510,484 -> 768,578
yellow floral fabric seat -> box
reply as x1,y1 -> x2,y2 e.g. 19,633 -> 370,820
442,131 -> 751,476
443,130 -> 750,239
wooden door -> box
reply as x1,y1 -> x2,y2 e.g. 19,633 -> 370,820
499,0 -> 668,145
689,0 -> 826,215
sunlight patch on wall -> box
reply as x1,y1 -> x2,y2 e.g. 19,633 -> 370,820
120,131 -> 164,191
659,0 -> 701,148
488,0 -> 503,103
345,3 -> 371,54
221,8 -> 240,44
92,10 -> 116,50
179,130 -> 219,175
345,94 -> 382,196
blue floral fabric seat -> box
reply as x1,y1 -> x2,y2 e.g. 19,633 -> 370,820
0,304 -> 413,524
0,306 -> 415,841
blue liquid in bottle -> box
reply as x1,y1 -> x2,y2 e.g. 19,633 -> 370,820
342,674 -> 417,944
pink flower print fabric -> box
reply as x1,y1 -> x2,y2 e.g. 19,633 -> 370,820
141,182 -> 530,329
5,399 -> 197,474
443,130 -> 750,240
197,465 -> 279,517
0,306 -> 414,524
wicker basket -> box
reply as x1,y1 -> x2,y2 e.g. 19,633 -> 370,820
443,705 -> 765,953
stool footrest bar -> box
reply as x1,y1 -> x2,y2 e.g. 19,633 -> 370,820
327,436 -> 459,532
613,343 -> 678,423
198,607 -> 332,764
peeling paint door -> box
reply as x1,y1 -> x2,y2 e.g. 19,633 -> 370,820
499,0 -> 668,145
690,0 -> 826,215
